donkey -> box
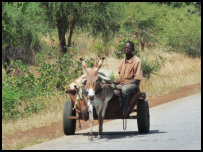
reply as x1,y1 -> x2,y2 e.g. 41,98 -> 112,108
80,57 -> 114,140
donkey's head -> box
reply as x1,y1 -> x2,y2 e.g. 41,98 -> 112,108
80,57 -> 105,102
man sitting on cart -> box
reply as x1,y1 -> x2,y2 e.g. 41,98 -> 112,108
115,41 -> 143,115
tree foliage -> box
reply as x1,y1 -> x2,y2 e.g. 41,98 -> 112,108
160,4 -> 201,57
2,2 -> 44,67
119,2 -> 201,56
2,2 -> 42,49
120,3 -> 167,50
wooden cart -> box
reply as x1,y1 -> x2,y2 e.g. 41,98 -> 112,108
63,86 -> 150,135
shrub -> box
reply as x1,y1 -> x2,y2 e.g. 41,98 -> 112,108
2,50 -> 84,120
2,81 -> 21,120
141,58 -> 160,79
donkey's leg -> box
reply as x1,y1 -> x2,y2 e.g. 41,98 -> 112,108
88,112 -> 93,140
88,101 -> 94,140
96,105 -> 103,139
98,112 -> 103,139
98,101 -> 109,139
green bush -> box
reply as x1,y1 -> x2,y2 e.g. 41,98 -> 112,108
2,60 -> 43,120
2,82 -> 21,120
141,58 -> 160,79
24,103 -> 41,114
2,50 -> 84,120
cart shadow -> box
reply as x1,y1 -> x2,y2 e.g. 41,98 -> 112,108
76,130 -> 166,140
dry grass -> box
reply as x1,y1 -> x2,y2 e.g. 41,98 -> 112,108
71,32 -> 117,59
2,48 -> 201,150
2,91 -> 68,135
139,49 -> 201,98
102,57 -> 121,76
2,134 -> 59,150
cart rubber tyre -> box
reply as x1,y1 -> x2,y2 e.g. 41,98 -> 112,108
137,99 -> 150,133
63,101 -> 76,135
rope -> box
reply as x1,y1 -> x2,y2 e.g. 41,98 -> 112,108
78,93 -> 82,129
78,117 -> 81,129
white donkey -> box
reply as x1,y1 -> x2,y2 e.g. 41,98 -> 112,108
80,57 -> 114,140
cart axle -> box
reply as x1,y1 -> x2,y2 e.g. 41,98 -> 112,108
67,115 -> 137,120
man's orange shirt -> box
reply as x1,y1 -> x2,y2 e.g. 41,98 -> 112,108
118,55 -> 143,84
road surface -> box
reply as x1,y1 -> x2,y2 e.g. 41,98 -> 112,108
23,93 -> 201,150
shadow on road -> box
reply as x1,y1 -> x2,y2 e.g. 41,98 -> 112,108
76,130 -> 166,140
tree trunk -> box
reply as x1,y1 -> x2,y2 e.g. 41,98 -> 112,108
67,20 -> 76,48
139,42 -> 145,51
57,21 -> 67,72
57,24 -> 67,54
3,57 -> 11,75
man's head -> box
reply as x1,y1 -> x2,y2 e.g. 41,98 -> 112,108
124,41 -> 134,56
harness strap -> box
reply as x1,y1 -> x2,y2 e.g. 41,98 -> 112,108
95,87 -> 103,95
75,88 -> 82,129
82,86 -> 88,96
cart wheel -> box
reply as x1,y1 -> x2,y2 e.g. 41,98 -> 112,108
137,99 -> 150,133
63,101 -> 76,135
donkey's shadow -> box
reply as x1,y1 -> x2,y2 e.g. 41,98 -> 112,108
76,130 -> 166,140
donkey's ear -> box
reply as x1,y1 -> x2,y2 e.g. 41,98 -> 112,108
97,57 -> 105,70
94,57 -> 98,67
80,58 -> 88,72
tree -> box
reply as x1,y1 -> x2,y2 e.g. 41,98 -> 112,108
161,5 -> 201,57
2,2 -> 42,50
86,3 -> 122,44
121,2 -> 166,51
2,2 -> 42,73
39,2 -> 123,54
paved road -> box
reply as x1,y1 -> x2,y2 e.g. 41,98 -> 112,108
23,93 -> 201,150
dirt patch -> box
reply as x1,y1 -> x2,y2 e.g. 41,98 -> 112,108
2,83 -> 201,150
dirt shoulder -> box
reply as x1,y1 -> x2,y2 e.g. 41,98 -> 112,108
2,83 -> 201,150
148,83 -> 201,108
